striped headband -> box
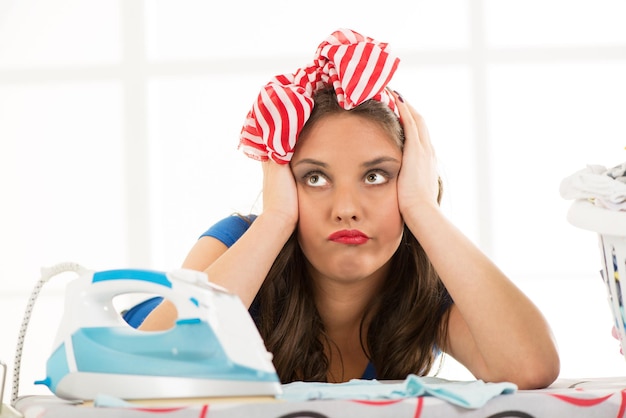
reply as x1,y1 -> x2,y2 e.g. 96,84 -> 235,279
238,28 -> 401,164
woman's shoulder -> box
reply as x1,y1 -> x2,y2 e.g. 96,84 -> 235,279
199,214 -> 257,247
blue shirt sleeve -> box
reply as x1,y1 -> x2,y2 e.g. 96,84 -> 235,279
123,214 -> 257,328
122,296 -> 164,328
199,214 -> 257,247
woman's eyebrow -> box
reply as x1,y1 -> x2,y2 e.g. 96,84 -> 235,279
292,158 -> 328,168
362,156 -> 401,168
292,156 -> 400,168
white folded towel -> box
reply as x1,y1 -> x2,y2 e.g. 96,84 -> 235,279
560,162 -> 626,211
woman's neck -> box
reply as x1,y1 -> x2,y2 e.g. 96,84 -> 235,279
315,285 -> 374,332
312,271 -> 387,383
309,258 -> 390,334
305,258 -> 391,382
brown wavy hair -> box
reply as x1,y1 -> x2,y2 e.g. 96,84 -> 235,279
252,87 -> 451,382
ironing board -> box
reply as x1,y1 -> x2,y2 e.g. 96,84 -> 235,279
8,377 -> 626,418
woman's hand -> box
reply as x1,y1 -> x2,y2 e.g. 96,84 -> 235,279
391,90 -> 560,388
392,91 -> 440,217
262,160 -> 299,228
179,160 -> 299,309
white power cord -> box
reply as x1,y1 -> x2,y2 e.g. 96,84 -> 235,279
10,262 -> 88,407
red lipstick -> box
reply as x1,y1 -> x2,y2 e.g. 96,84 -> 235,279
328,229 -> 370,245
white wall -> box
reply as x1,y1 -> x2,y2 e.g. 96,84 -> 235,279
1,0 -> 626,402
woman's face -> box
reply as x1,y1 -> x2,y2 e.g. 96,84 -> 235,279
290,112 -> 404,285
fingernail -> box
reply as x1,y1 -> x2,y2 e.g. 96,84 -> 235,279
393,90 -> 404,103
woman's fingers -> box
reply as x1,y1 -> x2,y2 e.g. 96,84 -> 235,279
392,89 -> 434,156
391,89 -> 440,207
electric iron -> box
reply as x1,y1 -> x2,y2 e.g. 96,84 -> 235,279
34,267 -> 282,401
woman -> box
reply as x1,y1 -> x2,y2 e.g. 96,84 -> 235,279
140,29 -> 559,389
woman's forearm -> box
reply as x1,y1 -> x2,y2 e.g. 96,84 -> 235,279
404,203 -> 559,388
204,212 -> 296,308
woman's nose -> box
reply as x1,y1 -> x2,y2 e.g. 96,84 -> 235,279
331,187 -> 360,222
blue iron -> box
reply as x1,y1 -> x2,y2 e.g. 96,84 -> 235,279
35,268 -> 281,400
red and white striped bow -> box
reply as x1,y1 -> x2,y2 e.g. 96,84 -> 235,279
238,28 -> 401,164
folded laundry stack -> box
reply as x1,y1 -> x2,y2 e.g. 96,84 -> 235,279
560,161 -> 626,211
561,159 -> 626,362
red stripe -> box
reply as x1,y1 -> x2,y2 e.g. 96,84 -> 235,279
133,407 -> 186,413
271,87 -> 292,156
271,154 -> 290,164
360,52 -> 399,105
198,404 -> 209,418
549,392 -> 613,407
618,390 -> 626,418
349,397 -> 423,417
355,44 -> 381,104
345,43 -> 373,103
350,399 -> 405,406
414,397 -> 423,418
331,30 -> 351,45
278,85 -> 310,157
293,87 -> 312,142
274,74 -> 291,84
379,54 -> 400,90
239,139 -> 267,156
240,115 -> 262,146
288,88 -> 305,148
256,88 -> 278,151
334,44 -> 356,86
337,30 -> 352,43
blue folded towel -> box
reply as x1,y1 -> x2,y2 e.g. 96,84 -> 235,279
94,376 -> 517,410
279,375 -> 517,409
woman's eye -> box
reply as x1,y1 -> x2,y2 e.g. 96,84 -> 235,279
365,171 -> 388,185
305,173 -> 328,187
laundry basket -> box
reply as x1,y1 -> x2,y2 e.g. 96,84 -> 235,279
567,199 -> 626,357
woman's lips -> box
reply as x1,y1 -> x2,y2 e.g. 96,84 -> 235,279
328,229 -> 370,245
